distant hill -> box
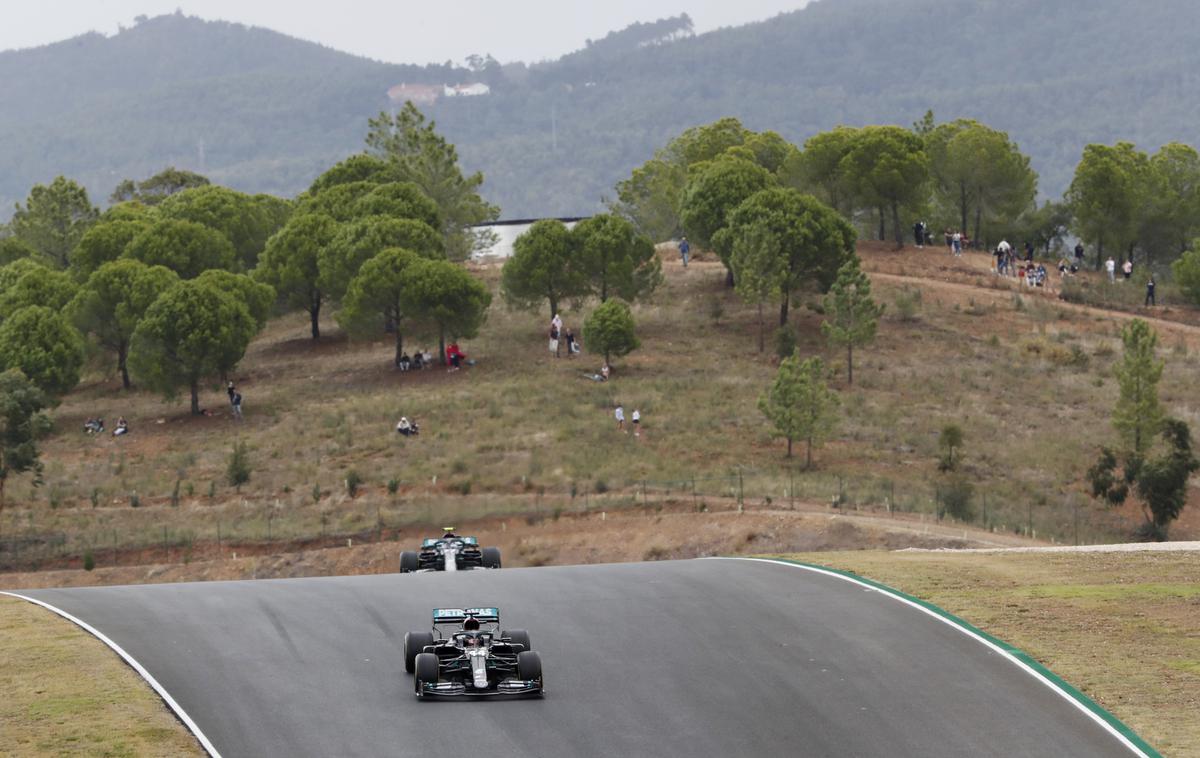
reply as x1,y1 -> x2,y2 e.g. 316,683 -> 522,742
4,1 -> 1200,220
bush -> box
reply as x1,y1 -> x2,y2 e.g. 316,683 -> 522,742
129,492 -> 140,508
937,475 -> 974,521
346,469 -> 362,498
594,479 -> 609,493
227,441 -> 251,490
892,287 -> 923,322
386,477 -> 400,495
774,326 -> 797,360
83,550 -> 95,571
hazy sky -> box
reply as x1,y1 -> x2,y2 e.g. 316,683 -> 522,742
1,1 -> 811,64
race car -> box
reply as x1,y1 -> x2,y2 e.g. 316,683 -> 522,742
399,529 -> 501,573
403,607 -> 544,698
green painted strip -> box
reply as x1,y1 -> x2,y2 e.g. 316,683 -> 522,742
742,558 -> 1161,758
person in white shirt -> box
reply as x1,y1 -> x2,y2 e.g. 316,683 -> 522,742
1105,257 -> 1116,283
614,405 -> 625,433
1122,259 -> 1133,281
632,409 -> 641,437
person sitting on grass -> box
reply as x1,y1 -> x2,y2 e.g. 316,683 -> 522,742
84,417 -> 105,434
398,352 -> 411,371
113,417 -> 129,436
396,416 -> 419,436
447,343 -> 465,371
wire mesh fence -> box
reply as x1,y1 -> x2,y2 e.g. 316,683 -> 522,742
0,467 -> 1133,572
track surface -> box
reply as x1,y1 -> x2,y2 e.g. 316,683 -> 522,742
17,560 -> 1134,757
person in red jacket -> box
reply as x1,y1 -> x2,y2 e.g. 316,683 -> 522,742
446,343 -> 466,371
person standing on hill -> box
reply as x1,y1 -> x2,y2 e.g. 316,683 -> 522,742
614,404 -> 626,433
1105,256 -> 1116,283
632,408 -> 641,437
1122,259 -> 1133,281
1074,242 -> 1085,267
951,231 -> 962,256
1145,276 -> 1156,306
913,221 -> 925,248
679,236 -> 690,267
231,389 -> 243,420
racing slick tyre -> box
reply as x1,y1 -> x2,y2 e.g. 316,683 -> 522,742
399,551 -> 419,573
517,650 -> 542,683
404,631 -> 435,673
482,546 -> 501,569
506,629 -> 531,653
414,652 -> 440,694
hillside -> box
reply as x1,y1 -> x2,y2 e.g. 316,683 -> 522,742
5,1 -> 1200,219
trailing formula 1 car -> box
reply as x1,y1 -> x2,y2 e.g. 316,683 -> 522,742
399,530 -> 501,573
403,607 -> 544,698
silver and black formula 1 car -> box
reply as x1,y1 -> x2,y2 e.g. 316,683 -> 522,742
403,607 -> 544,698
399,530 -> 501,573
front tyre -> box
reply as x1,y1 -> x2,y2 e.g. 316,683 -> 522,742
482,546 -> 501,569
414,652 -> 440,695
517,650 -> 543,692
404,631 -> 434,673
399,551 -> 419,573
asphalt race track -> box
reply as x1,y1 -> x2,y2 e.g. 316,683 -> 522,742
11,559 -> 1140,758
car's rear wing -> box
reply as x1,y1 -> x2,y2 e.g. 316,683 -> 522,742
433,607 -> 500,623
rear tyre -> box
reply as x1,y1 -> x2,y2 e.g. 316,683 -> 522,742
399,551 -> 419,573
404,631 -> 434,673
506,629 -> 531,652
414,652 -> 439,694
517,650 -> 542,682
482,546 -> 501,569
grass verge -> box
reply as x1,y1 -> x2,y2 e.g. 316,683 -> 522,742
778,549 -> 1200,757
0,596 -> 202,757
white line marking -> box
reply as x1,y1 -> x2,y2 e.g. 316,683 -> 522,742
1,590 -> 223,758
706,557 -> 1151,758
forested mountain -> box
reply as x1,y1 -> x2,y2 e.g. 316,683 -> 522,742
4,1 -> 1200,220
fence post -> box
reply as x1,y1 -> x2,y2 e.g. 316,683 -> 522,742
789,468 -> 795,509
692,477 -> 697,510
163,526 -> 168,562
112,529 -> 117,566
217,520 -> 221,557
642,480 -> 648,507
737,468 -> 744,506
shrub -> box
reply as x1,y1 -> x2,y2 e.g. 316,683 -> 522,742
227,441 -> 251,490
774,326 -> 797,360
346,469 -> 362,498
937,475 -> 974,521
708,295 -> 724,324
83,551 -> 95,572
89,487 -> 100,508
387,477 -> 400,495
129,492 -> 140,508
892,287 -> 923,322
312,483 -> 322,504
594,479 -> 609,494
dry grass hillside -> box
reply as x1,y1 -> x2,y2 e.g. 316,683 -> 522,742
2,242 -> 1198,576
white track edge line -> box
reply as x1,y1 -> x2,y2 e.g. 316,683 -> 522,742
705,557 -> 1150,758
1,590 -> 223,758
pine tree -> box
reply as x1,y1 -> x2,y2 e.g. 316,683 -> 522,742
758,355 -> 839,466
821,257 -> 884,385
1113,319 -> 1164,454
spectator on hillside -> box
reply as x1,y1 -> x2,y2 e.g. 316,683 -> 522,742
1057,259 -> 1071,278
231,390 -> 243,420
1122,259 -> 1133,281
1024,241 -> 1035,263
944,229 -> 952,251
396,416 -> 419,436
1106,257 -> 1116,283
996,240 -> 1012,274
614,404 -> 626,433
565,327 -> 579,356
951,231 -> 962,256
113,417 -> 129,436
399,352 -> 411,371
84,417 -> 104,434
227,381 -> 236,405
447,343 -> 466,371
1146,276 -> 1156,306
679,236 -> 690,267
913,221 -> 926,248
422,349 -> 434,367
1074,242 -> 1085,267
632,408 -> 641,437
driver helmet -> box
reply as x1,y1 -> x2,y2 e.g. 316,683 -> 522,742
463,616 -> 480,632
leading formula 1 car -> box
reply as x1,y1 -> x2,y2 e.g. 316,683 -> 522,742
403,607 -> 544,698
399,530 -> 501,573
